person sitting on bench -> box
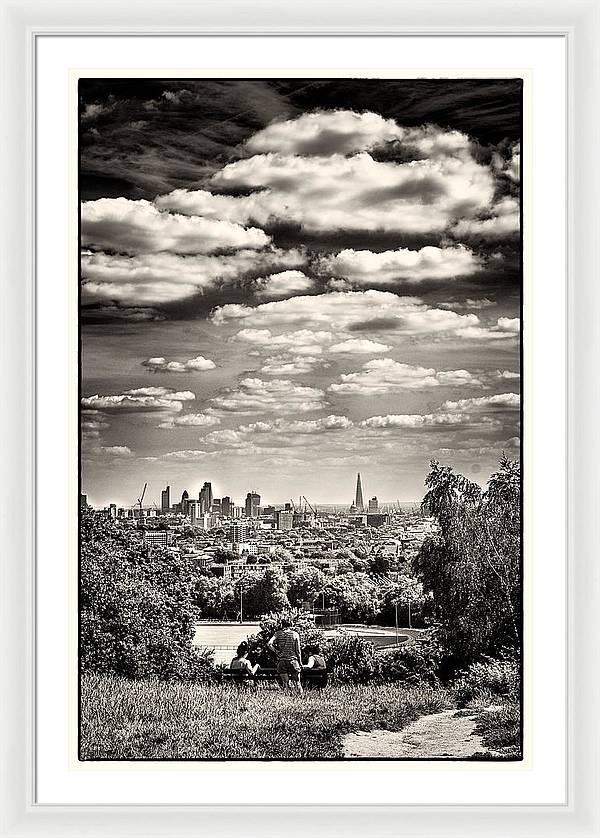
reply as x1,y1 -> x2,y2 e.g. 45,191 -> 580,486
302,643 -> 326,672
230,642 -> 260,682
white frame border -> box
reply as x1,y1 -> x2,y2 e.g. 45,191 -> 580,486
1,1 -> 598,836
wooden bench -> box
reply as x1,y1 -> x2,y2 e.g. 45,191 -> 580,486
216,666 -> 328,688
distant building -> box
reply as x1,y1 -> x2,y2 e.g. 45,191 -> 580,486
80,493 -> 88,510
212,498 -> 222,515
188,499 -> 199,524
143,530 -> 170,547
276,510 -> 294,531
353,473 -> 365,512
245,491 -> 260,519
221,496 -> 233,517
161,485 -> 171,513
368,496 -> 379,512
232,505 -> 243,519
181,489 -> 189,515
108,503 -> 117,519
199,482 -> 213,514
230,522 -> 250,543
262,505 -> 276,517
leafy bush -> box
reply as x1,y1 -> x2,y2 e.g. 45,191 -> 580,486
324,635 -> 380,684
80,512 -> 212,680
453,656 -> 520,706
378,639 -> 442,686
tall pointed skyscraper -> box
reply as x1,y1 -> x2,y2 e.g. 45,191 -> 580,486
354,473 -> 364,511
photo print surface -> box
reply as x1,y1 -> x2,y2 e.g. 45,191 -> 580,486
79,77 -> 522,761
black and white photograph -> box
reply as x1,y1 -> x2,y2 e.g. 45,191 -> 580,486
78,76 -> 522,761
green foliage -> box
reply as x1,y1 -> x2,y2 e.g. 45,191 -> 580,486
324,635 -> 381,684
242,568 -> 290,618
213,548 -> 238,564
378,575 -> 428,627
416,456 -> 521,667
321,573 -> 383,623
80,512 -> 212,680
453,656 -> 520,706
194,575 -> 236,619
378,640 -> 442,686
287,567 -> 326,607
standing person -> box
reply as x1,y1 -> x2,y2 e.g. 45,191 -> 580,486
267,618 -> 303,695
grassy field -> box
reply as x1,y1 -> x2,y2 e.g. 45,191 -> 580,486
80,673 -> 453,760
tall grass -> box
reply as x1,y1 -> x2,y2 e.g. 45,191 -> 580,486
80,673 -> 452,760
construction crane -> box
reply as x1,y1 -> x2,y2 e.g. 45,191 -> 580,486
136,482 -> 147,515
302,495 -> 316,515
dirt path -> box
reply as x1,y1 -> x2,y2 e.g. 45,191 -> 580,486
343,709 -> 485,759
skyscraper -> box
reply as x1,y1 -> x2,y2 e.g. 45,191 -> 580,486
245,491 -> 260,518
180,489 -> 189,515
368,496 -> 378,512
199,481 -> 213,514
161,484 -> 171,512
221,496 -> 233,517
354,473 -> 364,511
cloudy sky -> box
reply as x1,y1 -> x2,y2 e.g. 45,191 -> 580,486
80,78 -> 521,508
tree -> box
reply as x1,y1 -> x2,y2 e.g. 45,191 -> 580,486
239,568 -> 290,618
287,567 -> 326,608
194,575 -> 236,619
321,574 -> 382,623
213,548 -> 238,564
80,512 -> 211,680
378,574 -> 428,627
415,456 -> 521,668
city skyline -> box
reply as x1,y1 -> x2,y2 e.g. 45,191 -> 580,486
80,78 -> 521,507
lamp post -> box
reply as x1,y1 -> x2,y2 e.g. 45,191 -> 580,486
395,600 -> 399,646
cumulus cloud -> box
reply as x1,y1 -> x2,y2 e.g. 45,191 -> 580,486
210,377 -> 326,414
360,413 -> 481,429
213,290 -> 480,336
254,270 -> 315,298
491,369 -> 520,381
81,387 -> 195,413
328,338 -> 391,354
81,247 -> 307,306
81,198 -> 270,255
442,392 -> 520,411
141,449 -> 210,462
82,442 -> 134,460
318,245 -> 480,286
457,316 -> 520,341
451,196 -> 519,238
238,415 -> 353,435
328,358 -> 483,394
159,412 -> 221,429
260,355 -> 327,375
231,328 -> 334,354
142,355 -> 216,373
244,110 -> 405,156
206,150 -> 495,235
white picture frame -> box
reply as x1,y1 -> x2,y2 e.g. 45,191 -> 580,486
1,0 -> 598,835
